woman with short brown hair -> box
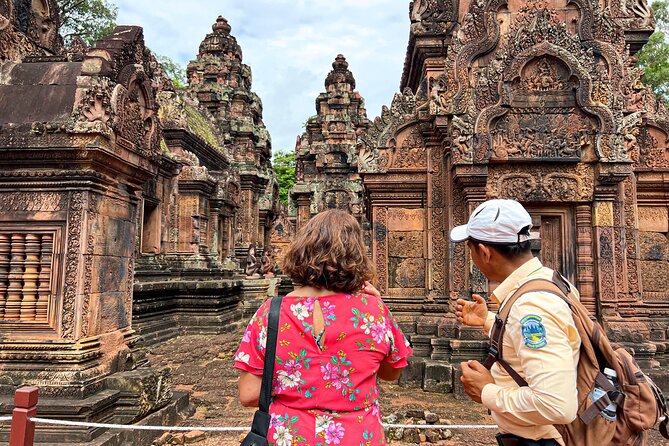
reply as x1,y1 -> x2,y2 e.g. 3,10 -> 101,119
235,209 -> 412,446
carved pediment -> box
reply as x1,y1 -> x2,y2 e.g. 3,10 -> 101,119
358,88 -> 418,173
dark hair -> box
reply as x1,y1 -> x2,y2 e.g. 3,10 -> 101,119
470,225 -> 532,260
280,209 -> 375,293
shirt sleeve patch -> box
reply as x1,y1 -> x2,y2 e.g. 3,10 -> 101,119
520,314 -> 547,349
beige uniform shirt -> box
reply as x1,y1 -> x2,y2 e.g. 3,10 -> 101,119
480,257 -> 581,445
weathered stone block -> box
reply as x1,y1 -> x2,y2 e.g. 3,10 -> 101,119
410,334 -> 433,357
387,208 -> 424,231
390,258 -> 425,288
388,231 -> 424,258
639,232 -> 669,261
398,356 -> 424,389
91,255 -> 130,293
423,360 -> 453,393
98,292 -> 129,332
93,217 -> 135,257
430,337 -> 452,361
452,366 -> 468,400
105,367 -> 173,422
641,260 -> 669,292
639,207 -> 669,233
416,318 -> 438,335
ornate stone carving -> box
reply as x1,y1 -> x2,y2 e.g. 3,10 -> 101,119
487,164 -> 594,202
490,110 -> 591,161
81,85 -> 111,123
358,88 -> 418,173
62,192 -> 84,339
0,192 -> 65,212
410,0 -> 457,34
393,128 -> 427,169
522,57 -> 566,91
451,115 -> 473,163
374,207 -> 389,294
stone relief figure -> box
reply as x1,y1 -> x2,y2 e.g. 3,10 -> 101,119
451,115 -> 473,161
524,58 -> 564,91
260,249 -> 274,277
245,243 -> 262,278
623,0 -> 653,23
621,111 -> 643,157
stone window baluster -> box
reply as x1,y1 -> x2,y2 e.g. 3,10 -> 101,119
0,233 -> 9,319
20,234 -> 40,321
36,233 -> 52,322
6,233 -> 26,320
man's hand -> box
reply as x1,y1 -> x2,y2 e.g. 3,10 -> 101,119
362,281 -> 381,297
460,360 -> 495,404
455,294 -> 488,327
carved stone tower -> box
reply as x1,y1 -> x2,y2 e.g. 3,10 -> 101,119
292,55 -> 370,229
187,16 -> 277,258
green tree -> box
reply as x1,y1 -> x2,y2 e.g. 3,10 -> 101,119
636,0 -> 669,99
156,55 -> 188,90
59,0 -> 118,46
273,151 -> 295,205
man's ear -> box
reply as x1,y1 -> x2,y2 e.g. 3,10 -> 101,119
477,243 -> 493,263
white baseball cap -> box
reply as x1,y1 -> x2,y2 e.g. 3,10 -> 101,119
450,199 -> 534,244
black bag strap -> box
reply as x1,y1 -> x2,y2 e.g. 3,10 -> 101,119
483,271 -> 572,388
259,296 -> 283,413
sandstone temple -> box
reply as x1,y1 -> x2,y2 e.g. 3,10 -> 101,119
292,0 -> 669,392
1,0 -> 669,443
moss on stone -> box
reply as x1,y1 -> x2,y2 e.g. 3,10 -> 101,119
184,104 -> 219,148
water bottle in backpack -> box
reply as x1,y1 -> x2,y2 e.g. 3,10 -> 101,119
590,367 -> 618,421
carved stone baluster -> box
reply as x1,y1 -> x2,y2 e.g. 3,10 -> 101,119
0,233 -> 10,319
36,233 -> 53,322
20,234 -> 40,321
6,234 -> 26,320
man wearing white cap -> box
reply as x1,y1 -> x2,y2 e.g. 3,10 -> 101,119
451,199 -> 581,446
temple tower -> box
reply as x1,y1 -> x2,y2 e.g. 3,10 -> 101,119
187,16 -> 278,260
292,55 -> 370,229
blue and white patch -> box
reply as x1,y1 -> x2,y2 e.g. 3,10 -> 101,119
520,315 -> 547,349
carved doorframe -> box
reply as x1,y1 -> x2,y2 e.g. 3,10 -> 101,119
525,206 -> 577,285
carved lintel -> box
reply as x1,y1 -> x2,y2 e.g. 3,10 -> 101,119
452,164 -> 488,189
596,162 -> 633,185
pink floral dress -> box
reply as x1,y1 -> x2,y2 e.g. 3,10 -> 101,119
234,292 -> 413,446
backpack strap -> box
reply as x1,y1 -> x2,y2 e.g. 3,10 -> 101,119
482,271 -> 572,388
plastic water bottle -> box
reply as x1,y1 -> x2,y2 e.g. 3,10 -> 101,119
590,367 -> 618,421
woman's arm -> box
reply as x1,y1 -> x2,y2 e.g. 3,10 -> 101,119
238,371 -> 262,407
378,361 -> 403,381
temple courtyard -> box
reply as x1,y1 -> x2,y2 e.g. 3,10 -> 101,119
146,328 -> 669,446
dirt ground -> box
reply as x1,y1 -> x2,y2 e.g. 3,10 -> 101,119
147,330 -> 669,446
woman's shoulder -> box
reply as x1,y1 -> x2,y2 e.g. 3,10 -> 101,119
348,291 -> 389,310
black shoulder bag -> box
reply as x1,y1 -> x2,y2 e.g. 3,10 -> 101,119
240,296 -> 283,446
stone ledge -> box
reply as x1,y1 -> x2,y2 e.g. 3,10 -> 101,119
32,391 -> 192,446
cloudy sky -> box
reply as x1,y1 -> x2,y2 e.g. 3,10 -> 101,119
114,0 -> 410,154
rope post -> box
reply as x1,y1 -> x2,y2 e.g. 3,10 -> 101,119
9,386 -> 38,446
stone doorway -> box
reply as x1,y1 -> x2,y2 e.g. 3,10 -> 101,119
527,206 -> 577,284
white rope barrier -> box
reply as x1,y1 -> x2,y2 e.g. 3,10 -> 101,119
384,423 -> 498,429
29,418 -> 248,432
22,417 -> 498,432
0,415 -> 659,432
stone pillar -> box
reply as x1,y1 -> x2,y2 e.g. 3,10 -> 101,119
575,204 -> 597,313
593,192 -> 618,318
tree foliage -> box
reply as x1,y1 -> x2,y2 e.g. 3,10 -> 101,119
636,0 -> 669,99
273,151 -> 295,205
156,54 -> 188,90
58,0 -> 118,46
